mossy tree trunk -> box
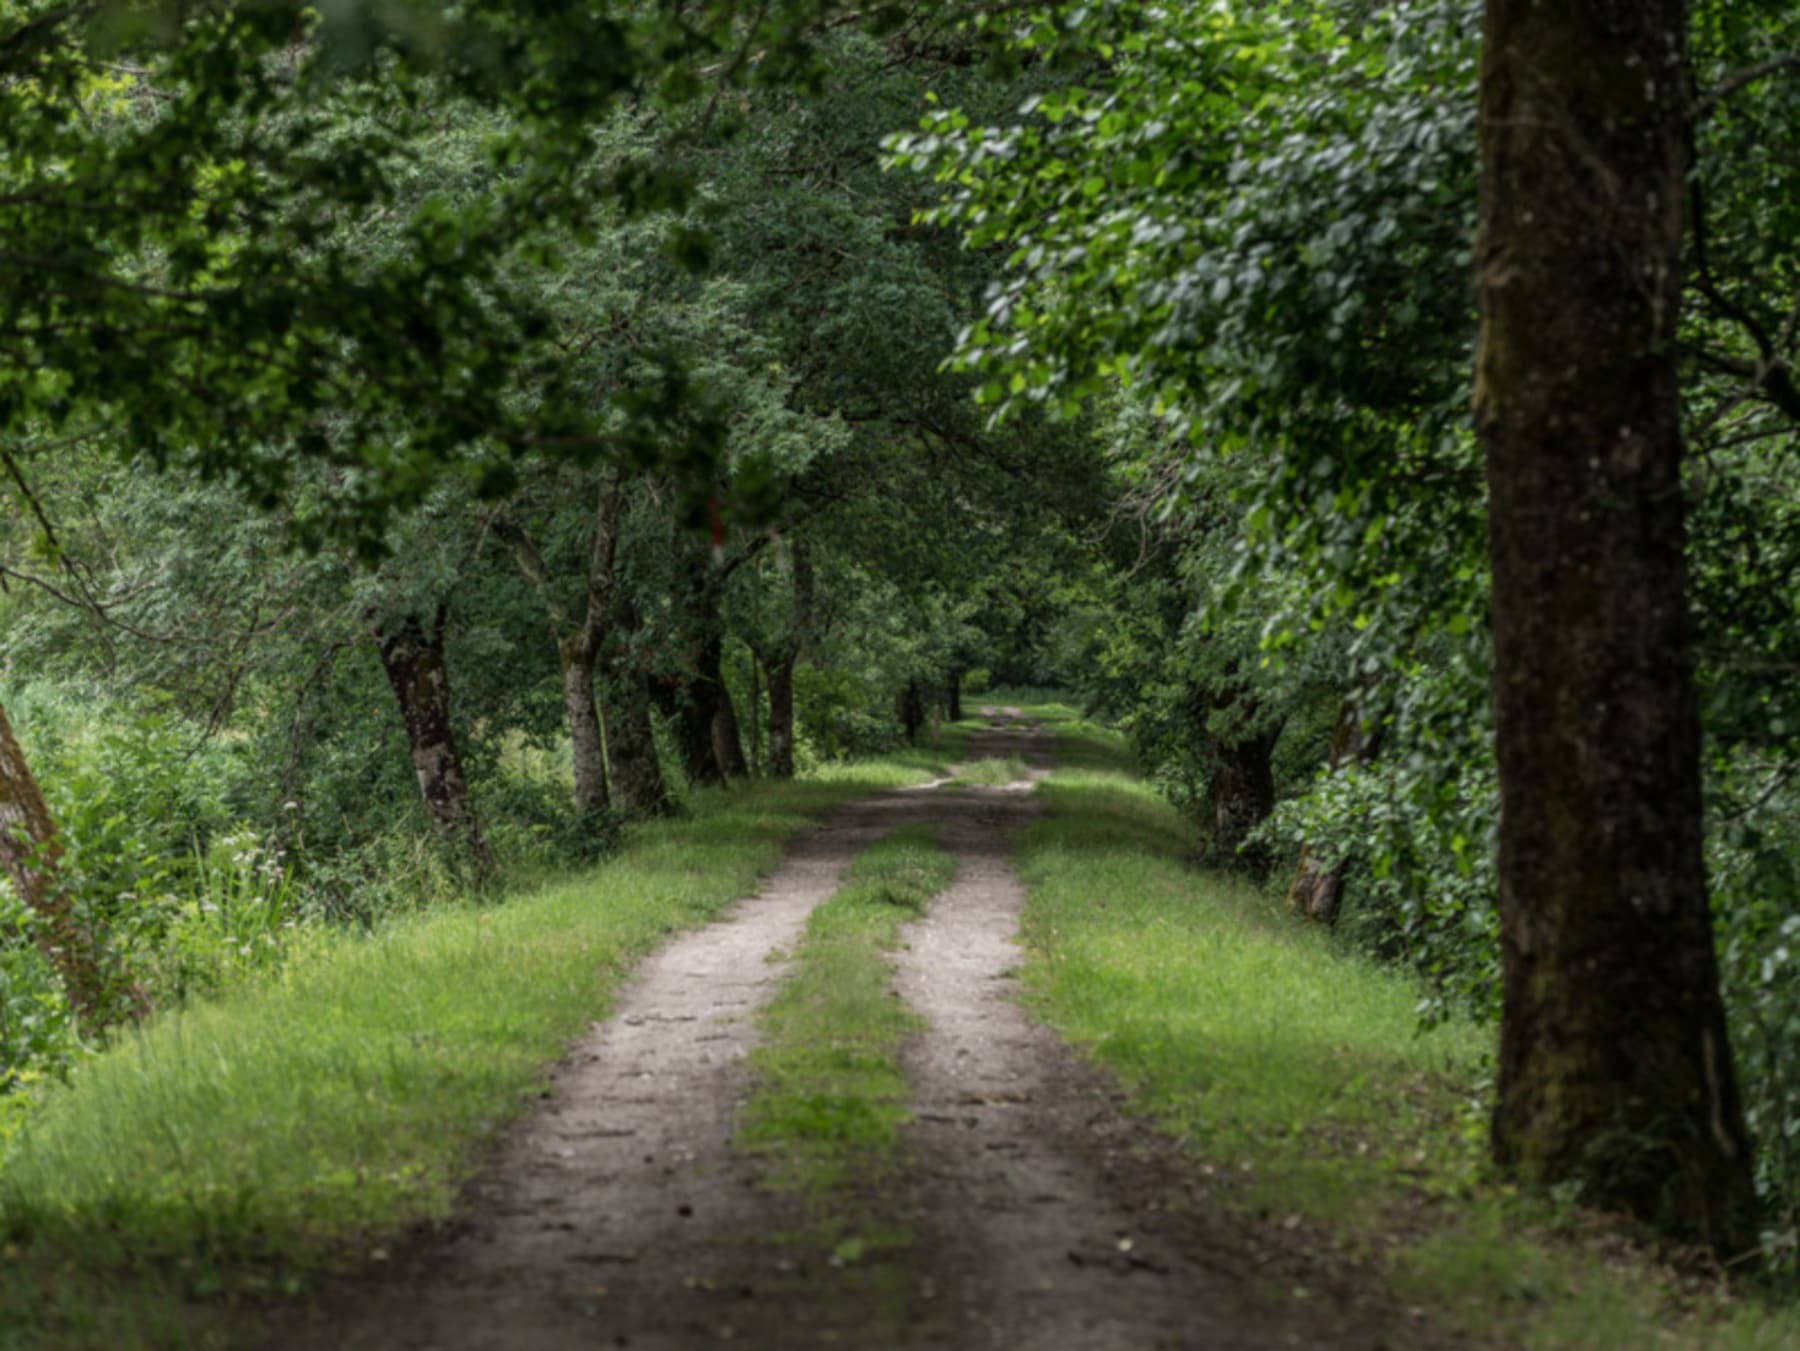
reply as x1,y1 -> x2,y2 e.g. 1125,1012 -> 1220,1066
372,605 -> 494,878
1476,0 -> 1756,1253
0,699 -> 148,1024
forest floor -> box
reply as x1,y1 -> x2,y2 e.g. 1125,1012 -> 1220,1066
271,710 -> 1445,1351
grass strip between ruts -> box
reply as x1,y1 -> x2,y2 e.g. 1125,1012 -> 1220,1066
1010,704 -> 1800,1350
0,737 -> 965,1351
735,825 -> 955,1330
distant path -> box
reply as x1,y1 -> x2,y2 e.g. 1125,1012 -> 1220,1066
275,710 -> 1420,1350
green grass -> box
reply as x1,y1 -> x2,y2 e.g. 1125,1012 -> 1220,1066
946,756 -> 1029,787
1013,714 -> 1800,1349
736,827 -> 955,1325
0,742 -> 965,1350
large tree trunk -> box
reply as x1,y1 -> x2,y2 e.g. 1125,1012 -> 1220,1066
1475,0 -> 1755,1253
373,606 -> 494,877
0,700 -> 147,1024
1288,696 -> 1387,925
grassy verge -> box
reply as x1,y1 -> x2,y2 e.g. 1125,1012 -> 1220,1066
735,827 -> 955,1329
0,739 -> 965,1350
1011,702 -> 1799,1349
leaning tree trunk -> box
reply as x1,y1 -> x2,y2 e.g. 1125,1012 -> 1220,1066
373,607 -> 494,878
1288,695 -> 1388,925
0,700 -> 147,1024
1475,0 -> 1755,1253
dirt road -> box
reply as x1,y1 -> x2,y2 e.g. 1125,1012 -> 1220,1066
277,712 -> 1418,1350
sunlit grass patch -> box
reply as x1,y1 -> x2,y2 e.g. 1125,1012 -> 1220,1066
947,756 -> 1029,787
0,742 -> 962,1350
736,826 -> 955,1326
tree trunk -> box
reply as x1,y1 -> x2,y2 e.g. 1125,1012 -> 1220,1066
946,668 -> 964,724
650,671 -> 717,789
1475,0 -> 1755,1253
1201,728 -> 1277,874
766,653 -> 798,779
606,598 -> 674,817
561,639 -> 609,818
1288,696 -> 1387,925
605,678 -> 673,819
492,473 -> 625,822
373,606 -> 494,877
1198,682 -> 1279,874
747,650 -> 762,777
764,536 -> 813,781
897,680 -> 926,743
696,632 -> 749,782
0,699 -> 147,1024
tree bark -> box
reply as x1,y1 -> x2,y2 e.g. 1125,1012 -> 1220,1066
0,699 -> 147,1024
766,655 -> 798,779
606,600 -> 674,817
764,536 -> 814,780
561,639 -> 608,818
691,630 -> 748,783
1476,0 -> 1756,1253
373,605 -> 494,877
897,680 -> 926,743
946,667 -> 964,724
1288,696 -> 1387,925
492,473 -> 626,820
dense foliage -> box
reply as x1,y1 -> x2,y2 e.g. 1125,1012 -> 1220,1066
3,0 -> 1798,1286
